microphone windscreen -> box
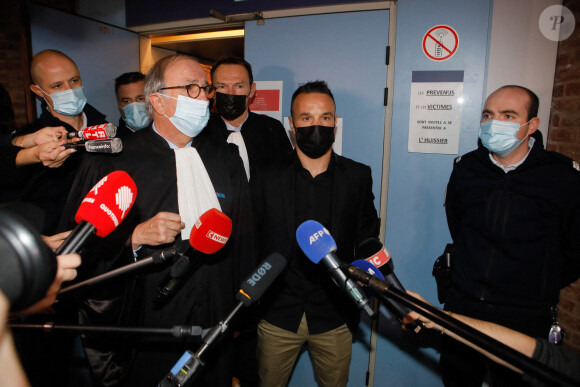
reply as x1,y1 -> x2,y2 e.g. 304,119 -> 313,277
356,238 -> 392,271
75,171 -> 137,237
189,208 -> 232,254
85,138 -> 123,153
351,259 -> 384,297
237,252 -> 287,306
296,220 -> 337,264
82,123 -> 117,139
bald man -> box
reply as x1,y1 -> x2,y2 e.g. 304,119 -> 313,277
441,85 -> 580,386
0,49 -> 107,234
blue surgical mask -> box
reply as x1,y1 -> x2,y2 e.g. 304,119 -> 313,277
40,86 -> 87,116
160,94 -> 209,137
479,119 -> 531,156
122,102 -> 151,130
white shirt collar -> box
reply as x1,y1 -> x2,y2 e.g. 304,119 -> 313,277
223,112 -> 249,132
489,137 -> 536,173
152,122 -> 192,149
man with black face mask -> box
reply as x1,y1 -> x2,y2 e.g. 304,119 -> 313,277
253,81 -> 379,387
203,56 -> 292,182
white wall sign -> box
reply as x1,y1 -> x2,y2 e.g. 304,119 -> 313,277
408,71 -> 464,154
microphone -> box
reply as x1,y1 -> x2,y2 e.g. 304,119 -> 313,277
56,170 -> 137,255
66,123 -> 117,140
156,208 -> 233,299
64,138 -> 123,153
355,238 -> 418,322
160,253 -> 287,387
236,252 -> 287,306
351,259 -> 423,332
295,220 -> 374,318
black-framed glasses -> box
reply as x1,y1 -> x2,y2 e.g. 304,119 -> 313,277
160,83 -> 216,99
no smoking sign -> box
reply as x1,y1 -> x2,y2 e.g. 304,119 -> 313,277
423,25 -> 459,61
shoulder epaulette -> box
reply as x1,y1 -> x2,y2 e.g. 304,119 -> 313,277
454,155 -> 462,164
548,151 -> 580,172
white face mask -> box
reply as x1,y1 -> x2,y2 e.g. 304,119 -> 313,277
478,119 -> 531,156
159,93 -> 209,137
122,102 -> 151,130
40,86 -> 87,116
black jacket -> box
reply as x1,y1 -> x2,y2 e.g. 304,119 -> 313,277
445,130 -> 580,311
0,102 -> 106,234
200,111 -> 292,179
254,151 -> 380,334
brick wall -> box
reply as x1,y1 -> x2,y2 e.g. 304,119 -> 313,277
0,0 -> 33,127
547,0 -> 580,352
0,0 -> 75,128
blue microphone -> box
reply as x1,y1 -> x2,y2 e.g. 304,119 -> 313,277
296,220 -> 374,318
351,259 -> 385,298
351,259 -> 423,332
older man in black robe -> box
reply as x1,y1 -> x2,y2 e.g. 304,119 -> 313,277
61,54 -> 254,387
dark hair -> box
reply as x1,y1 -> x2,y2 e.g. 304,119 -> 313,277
210,56 -> 253,86
498,85 -> 539,121
290,80 -> 335,116
114,72 -> 145,96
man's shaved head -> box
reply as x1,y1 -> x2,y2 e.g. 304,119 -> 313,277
30,49 -> 78,85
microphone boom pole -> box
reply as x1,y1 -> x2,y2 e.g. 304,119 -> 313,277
346,266 -> 578,387
59,248 -> 179,295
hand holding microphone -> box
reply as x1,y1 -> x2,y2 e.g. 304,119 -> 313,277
156,208 -> 233,301
295,220 -> 375,318
355,238 -> 422,331
56,170 -> 137,255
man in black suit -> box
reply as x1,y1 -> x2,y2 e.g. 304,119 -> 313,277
203,56 -> 292,182
254,81 -> 380,387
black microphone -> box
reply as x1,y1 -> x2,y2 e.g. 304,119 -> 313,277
159,253 -> 287,387
64,138 -> 123,153
156,209 -> 233,301
295,220 -> 375,318
355,238 -> 420,330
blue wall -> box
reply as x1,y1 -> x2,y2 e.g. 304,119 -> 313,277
245,1 -> 493,385
245,10 -> 389,386
375,0 -> 492,385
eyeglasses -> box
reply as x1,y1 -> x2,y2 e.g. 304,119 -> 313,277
160,83 -> 216,99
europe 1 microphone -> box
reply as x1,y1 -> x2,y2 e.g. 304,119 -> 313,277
160,253 -> 287,387
66,123 -> 117,140
156,208 -> 232,300
56,170 -> 137,255
295,220 -> 375,318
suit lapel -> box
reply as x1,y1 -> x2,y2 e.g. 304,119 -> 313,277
331,157 -> 349,237
280,164 -> 296,243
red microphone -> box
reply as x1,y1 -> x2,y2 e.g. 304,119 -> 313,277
56,171 -> 137,255
66,123 -> 117,140
189,207 -> 232,254
157,208 -> 232,299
